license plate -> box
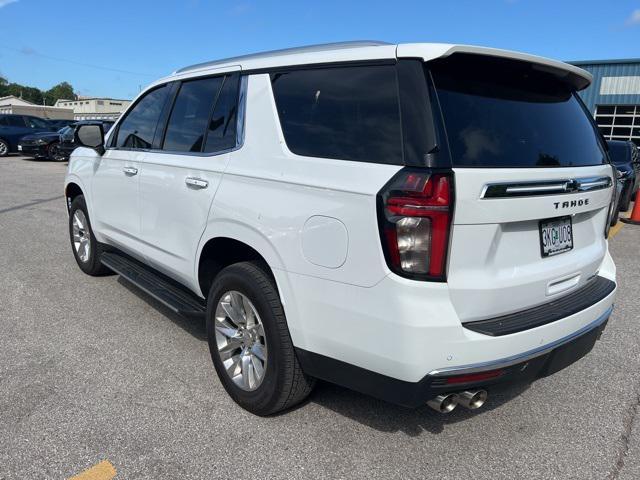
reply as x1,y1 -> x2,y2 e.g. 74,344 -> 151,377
539,216 -> 573,257
17,145 -> 22,151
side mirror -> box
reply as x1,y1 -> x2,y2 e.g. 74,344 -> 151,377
75,124 -> 105,155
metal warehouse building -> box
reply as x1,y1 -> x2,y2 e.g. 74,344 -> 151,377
570,58 -> 640,147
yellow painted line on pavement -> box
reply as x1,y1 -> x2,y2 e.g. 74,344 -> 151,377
611,206 -> 632,238
610,221 -> 624,238
68,460 -> 116,480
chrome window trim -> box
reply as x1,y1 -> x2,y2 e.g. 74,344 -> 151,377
105,74 -> 248,158
427,304 -> 613,377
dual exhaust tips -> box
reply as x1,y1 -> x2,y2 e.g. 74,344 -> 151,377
427,390 -> 488,413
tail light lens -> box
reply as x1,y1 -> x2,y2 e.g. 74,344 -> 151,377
377,169 -> 453,281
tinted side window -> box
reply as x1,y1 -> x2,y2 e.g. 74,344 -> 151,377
203,74 -> 240,153
0,117 -> 7,126
270,65 -> 402,164
25,117 -> 49,129
116,86 -> 169,149
163,77 -> 224,152
5,116 -> 26,127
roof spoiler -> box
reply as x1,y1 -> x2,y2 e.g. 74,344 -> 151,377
398,43 -> 593,91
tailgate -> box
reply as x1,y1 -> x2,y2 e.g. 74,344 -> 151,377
448,165 -> 613,322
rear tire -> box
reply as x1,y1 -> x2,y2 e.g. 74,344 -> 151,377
68,195 -> 111,276
206,261 -> 315,416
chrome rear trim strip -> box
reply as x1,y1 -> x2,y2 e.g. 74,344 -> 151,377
482,176 -> 612,198
427,305 -> 613,377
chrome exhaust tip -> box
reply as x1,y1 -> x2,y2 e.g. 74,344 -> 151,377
457,390 -> 488,410
426,393 -> 459,413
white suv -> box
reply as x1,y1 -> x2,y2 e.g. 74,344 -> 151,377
65,41 -> 617,415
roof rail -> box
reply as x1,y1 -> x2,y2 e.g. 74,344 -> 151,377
174,40 -> 391,74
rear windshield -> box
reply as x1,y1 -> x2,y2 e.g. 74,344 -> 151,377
430,55 -> 606,168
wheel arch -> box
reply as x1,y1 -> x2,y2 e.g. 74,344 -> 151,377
65,181 -> 85,212
196,229 -> 304,354
197,233 -> 283,299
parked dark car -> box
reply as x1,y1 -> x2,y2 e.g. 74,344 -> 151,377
58,120 -> 114,160
0,114 -> 55,156
18,127 -> 71,161
607,140 -> 639,214
46,119 -> 76,130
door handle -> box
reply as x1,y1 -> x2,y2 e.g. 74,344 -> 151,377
185,177 -> 208,189
123,166 -> 138,176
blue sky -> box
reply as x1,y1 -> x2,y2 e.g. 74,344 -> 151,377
1,0 -> 639,100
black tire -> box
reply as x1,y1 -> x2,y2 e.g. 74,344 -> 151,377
206,261 -> 315,416
47,141 -> 61,161
68,195 -> 111,276
620,185 -> 633,213
0,138 -> 9,157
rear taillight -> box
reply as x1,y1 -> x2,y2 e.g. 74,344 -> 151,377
377,169 -> 453,281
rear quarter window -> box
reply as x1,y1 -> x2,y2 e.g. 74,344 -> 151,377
270,65 -> 402,165
430,55 -> 606,168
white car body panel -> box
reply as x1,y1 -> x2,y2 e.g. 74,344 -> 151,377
90,148 -> 144,252
279,250 -> 615,382
138,150 -> 230,291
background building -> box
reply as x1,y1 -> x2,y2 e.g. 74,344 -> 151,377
571,58 -> 640,147
54,97 -> 132,121
0,95 -> 74,119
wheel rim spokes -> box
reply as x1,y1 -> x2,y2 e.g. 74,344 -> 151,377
215,290 -> 268,391
72,210 -> 90,262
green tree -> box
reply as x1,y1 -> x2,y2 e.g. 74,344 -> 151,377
45,82 -> 75,105
2,83 -> 43,104
0,77 -> 75,105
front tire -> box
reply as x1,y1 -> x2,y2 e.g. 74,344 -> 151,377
68,195 -> 111,276
0,138 -> 9,157
47,141 -> 61,161
206,261 -> 315,415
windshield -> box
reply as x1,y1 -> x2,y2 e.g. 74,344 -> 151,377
429,54 -> 606,168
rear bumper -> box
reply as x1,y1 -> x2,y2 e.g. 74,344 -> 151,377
280,249 -> 616,404
297,307 -> 611,408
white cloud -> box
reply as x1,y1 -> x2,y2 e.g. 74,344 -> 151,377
625,9 -> 640,26
0,0 -> 18,8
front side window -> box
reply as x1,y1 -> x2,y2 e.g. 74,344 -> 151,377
116,85 -> 169,149
430,54 -> 606,168
163,76 -> 224,152
270,65 -> 402,164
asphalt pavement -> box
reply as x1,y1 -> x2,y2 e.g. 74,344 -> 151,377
1,155 -> 639,480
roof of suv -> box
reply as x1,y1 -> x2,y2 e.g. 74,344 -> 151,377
164,41 -> 592,90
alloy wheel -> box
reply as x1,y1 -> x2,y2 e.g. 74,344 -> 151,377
214,290 -> 268,391
72,210 -> 91,262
